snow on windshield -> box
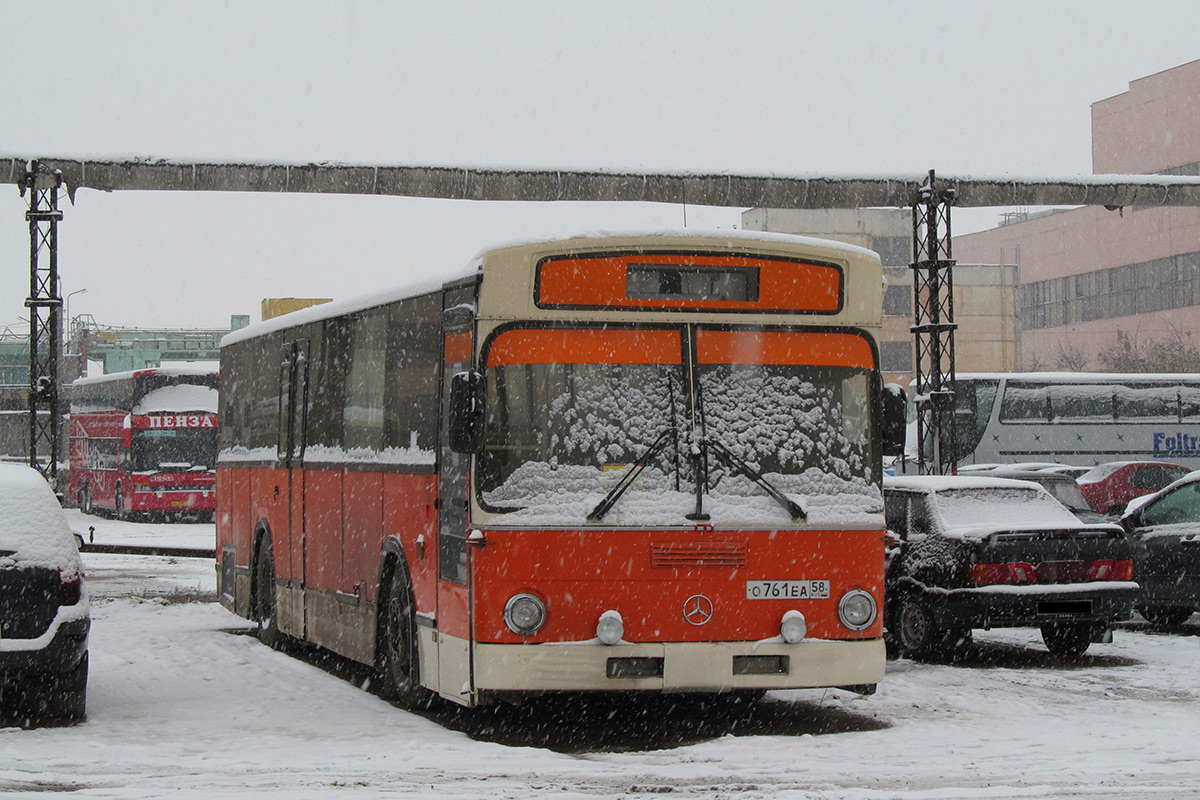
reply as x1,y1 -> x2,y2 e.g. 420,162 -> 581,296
479,357 -> 879,527
134,384 -> 219,414
933,486 -> 1082,537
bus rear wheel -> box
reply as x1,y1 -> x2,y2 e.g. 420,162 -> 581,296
380,565 -> 430,709
254,535 -> 281,648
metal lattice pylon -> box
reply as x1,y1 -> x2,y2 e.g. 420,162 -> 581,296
910,170 -> 958,475
23,161 -> 63,483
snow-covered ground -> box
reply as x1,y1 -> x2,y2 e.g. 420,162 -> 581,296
2,513 -> 1199,798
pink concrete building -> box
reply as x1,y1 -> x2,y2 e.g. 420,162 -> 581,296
954,59 -> 1200,370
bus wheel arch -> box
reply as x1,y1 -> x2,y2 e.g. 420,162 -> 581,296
251,521 -> 281,647
376,542 -> 429,708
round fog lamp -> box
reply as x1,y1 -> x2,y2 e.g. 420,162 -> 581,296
838,589 -> 877,631
596,610 -> 624,645
503,593 -> 547,636
780,610 -> 807,643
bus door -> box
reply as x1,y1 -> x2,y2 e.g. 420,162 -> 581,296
278,338 -> 310,639
435,299 -> 475,702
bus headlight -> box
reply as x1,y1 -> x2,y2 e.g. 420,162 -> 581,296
780,610 -> 807,643
596,610 -> 624,645
837,589 -> 877,631
503,593 -> 547,636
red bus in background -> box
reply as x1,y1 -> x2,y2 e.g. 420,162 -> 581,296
69,366 -> 219,520
216,231 -> 905,709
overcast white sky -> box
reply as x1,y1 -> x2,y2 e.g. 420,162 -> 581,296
2,1 -> 1199,331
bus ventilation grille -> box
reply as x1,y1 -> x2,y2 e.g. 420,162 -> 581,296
651,542 -> 747,568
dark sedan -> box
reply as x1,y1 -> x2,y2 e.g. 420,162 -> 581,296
1120,472 -> 1200,629
885,476 -> 1138,660
0,464 -> 90,723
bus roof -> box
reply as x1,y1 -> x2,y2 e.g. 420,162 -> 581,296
72,364 -> 218,387
221,229 -> 880,348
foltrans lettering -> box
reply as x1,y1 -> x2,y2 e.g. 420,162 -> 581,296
1153,431 -> 1200,454
145,415 -> 216,429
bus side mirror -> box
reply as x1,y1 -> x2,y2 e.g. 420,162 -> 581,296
122,414 -> 133,448
448,371 -> 485,454
881,383 -> 907,458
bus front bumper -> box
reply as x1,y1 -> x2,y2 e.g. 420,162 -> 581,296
471,638 -> 884,693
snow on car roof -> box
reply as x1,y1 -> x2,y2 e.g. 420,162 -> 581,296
0,463 -> 83,573
884,475 -> 1051,492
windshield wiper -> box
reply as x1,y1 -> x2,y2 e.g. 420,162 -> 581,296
588,428 -> 674,522
707,438 -> 807,521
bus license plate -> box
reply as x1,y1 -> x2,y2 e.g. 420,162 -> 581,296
745,580 -> 830,600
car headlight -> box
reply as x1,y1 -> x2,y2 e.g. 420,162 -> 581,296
503,593 -> 547,636
837,589 -> 877,631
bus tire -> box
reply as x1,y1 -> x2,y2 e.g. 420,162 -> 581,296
254,534 -> 282,648
379,563 -> 431,709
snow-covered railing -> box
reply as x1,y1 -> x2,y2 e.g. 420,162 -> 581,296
7,154 -> 1200,209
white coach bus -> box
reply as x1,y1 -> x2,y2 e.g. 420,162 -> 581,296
940,372 -> 1200,469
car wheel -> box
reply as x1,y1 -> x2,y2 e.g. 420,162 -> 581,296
1041,622 -> 1099,658
895,596 -> 958,661
254,535 -> 281,648
1138,606 -> 1194,629
379,564 -> 431,709
40,653 -> 88,724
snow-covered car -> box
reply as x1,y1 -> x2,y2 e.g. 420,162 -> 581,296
1119,471 -> 1200,629
1077,461 -> 1192,516
0,464 -> 90,723
883,475 -> 1138,660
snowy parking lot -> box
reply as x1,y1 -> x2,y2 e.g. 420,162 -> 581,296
2,512 -> 1199,798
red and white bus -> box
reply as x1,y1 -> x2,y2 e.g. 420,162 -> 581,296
69,366 -> 219,520
216,231 -> 902,708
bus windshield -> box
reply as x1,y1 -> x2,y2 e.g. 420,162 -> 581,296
130,427 -> 220,472
477,327 -> 880,526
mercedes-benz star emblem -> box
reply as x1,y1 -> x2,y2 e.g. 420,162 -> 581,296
683,594 -> 714,626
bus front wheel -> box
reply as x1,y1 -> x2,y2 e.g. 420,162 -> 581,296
380,565 -> 430,709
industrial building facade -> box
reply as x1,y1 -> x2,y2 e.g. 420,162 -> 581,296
954,59 -> 1200,370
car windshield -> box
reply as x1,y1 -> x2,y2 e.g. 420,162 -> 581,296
476,326 -> 881,526
1079,463 -> 1125,483
1040,479 -> 1092,512
1138,481 -> 1200,527
932,486 -> 1081,533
